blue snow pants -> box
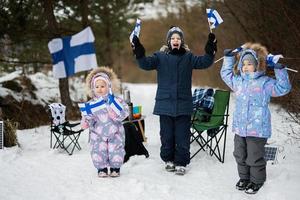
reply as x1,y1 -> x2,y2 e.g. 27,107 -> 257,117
159,115 -> 191,166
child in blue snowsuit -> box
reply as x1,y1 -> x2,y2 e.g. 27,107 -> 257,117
131,26 -> 217,175
220,43 -> 291,194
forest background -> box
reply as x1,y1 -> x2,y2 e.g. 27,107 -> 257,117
0,0 -> 299,130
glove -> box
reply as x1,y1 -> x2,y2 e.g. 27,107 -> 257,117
268,63 -> 285,70
205,33 -> 217,56
224,49 -> 234,57
132,35 -> 145,59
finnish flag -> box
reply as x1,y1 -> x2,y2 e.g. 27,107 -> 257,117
78,98 -> 106,116
232,44 -> 247,53
108,97 -> 124,116
206,9 -> 223,29
129,19 -> 141,44
267,53 -> 283,66
48,26 -> 98,78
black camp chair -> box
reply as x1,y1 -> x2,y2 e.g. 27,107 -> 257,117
49,103 -> 83,155
190,90 -> 230,163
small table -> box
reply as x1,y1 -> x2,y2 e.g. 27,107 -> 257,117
123,116 -> 147,142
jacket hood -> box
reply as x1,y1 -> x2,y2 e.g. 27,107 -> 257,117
86,66 -> 121,98
234,42 -> 268,75
160,44 -> 190,53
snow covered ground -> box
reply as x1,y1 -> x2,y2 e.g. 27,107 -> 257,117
1,76 -> 300,200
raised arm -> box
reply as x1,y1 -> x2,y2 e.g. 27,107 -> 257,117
264,63 -> 292,97
192,33 -> 216,69
132,35 -> 158,70
220,49 -> 238,91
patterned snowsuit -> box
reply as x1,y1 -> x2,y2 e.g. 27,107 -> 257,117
83,96 -> 129,170
220,48 -> 291,184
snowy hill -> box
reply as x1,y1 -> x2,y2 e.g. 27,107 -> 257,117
0,77 -> 300,200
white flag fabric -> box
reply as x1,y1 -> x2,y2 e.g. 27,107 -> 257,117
48,26 -> 98,78
206,8 -> 223,29
129,19 -> 141,44
267,53 -> 283,65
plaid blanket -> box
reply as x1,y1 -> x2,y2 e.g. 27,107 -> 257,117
192,88 -> 214,111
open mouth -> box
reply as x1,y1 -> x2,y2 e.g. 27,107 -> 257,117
172,44 -> 179,48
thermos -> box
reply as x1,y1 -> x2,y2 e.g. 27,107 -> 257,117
123,89 -> 133,120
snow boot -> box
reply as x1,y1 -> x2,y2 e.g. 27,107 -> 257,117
165,162 -> 175,172
175,166 -> 186,175
110,168 -> 120,177
98,168 -> 108,178
236,179 -> 250,190
245,182 -> 263,194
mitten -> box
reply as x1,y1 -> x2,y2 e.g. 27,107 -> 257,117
81,116 -> 90,129
132,35 -> 145,59
224,49 -> 234,57
268,63 -> 284,70
205,33 -> 217,56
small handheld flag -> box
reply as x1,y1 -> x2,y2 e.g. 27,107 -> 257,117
215,44 -> 246,64
78,98 -> 106,116
266,54 -> 283,66
48,26 -> 98,78
206,9 -> 223,31
108,95 -> 124,116
129,19 -> 141,45
267,53 -> 298,73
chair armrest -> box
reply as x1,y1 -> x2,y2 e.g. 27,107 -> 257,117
64,121 -> 81,128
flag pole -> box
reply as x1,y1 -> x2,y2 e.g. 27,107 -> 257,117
207,20 -> 212,33
285,67 -> 298,73
214,56 -> 224,64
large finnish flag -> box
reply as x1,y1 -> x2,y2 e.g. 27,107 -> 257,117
206,8 -> 223,29
48,26 -> 98,78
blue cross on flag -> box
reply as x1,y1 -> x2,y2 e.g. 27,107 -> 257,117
78,98 -> 106,116
48,26 -> 98,78
206,9 -> 223,29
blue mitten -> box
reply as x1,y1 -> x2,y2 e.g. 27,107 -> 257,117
268,63 -> 284,70
224,49 -> 234,57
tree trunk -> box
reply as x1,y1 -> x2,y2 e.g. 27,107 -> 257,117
80,0 -> 89,27
103,4 -> 113,66
43,0 -> 73,117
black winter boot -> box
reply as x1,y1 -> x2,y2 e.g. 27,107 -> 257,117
245,182 -> 263,194
236,179 -> 250,190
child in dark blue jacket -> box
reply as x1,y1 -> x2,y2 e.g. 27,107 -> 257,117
131,26 -> 216,175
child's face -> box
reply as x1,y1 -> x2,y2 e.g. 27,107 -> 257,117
242,60 -> 256,73
170,33 -> 182,49
94,79 -> 108,97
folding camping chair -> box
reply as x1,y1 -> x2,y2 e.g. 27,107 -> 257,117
190,90 -> 230,163
49,103 -> 83,155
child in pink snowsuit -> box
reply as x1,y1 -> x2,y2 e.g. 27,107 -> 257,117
81,67 -> 129,177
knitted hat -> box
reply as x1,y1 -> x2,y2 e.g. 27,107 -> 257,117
241,53 -> 258,68
166,26 -> 184,44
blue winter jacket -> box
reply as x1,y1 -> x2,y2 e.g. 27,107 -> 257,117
220,52 -> 291,138
136,46 -> 214,116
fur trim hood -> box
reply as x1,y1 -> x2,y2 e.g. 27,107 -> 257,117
234,42 -> 269,74
86,66 -> 121,98
159,44 -> 190,53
